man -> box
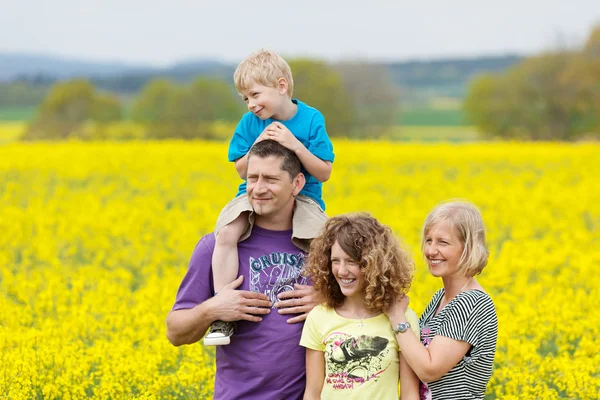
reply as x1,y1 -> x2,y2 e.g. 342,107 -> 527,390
167,139 -> 324,399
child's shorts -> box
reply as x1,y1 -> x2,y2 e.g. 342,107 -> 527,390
214,194 -> 327,252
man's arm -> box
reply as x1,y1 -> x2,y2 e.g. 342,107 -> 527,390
166,276 -> 272,346
166,298 -> 219,346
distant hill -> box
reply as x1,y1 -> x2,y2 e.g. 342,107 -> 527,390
0,52 -> 525,114
0,52 -> 156,81
385,55 -> 523,99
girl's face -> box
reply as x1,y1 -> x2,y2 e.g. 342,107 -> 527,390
331,240 -> 365,301
423,221 -> 464,278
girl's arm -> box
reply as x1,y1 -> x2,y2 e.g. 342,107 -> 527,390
399,354 -> 420,399
303,349 -> 325,400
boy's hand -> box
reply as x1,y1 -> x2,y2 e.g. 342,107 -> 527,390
265,122 -> 302,153
253,128 -> 271,145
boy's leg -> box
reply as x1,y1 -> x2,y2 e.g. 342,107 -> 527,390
291,195 -> 328,252
212,213 -> 248,293
205,195 -> 253,346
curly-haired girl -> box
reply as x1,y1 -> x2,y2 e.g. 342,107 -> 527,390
300,213 -> 420,399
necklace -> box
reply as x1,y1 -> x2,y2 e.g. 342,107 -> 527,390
460,277 -> 473,292
437,278 -> 474,315
354,310 -> 369,328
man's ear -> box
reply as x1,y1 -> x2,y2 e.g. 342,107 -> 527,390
277,78 -> 288,95
292,172 -> 306,196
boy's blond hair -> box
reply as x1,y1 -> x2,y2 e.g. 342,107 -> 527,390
233,49 -> 294,98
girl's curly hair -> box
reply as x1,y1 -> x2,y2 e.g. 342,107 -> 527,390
304,212 -> 414,313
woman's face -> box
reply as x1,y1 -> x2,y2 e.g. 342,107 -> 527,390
423,221 -> 464,278
331,240 -> 365,301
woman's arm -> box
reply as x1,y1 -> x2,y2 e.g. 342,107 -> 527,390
303,349 -> 325,400
399,354 -> 420,399
386,296 -> 471,383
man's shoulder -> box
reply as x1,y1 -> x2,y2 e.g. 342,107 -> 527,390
190,232 -> 216,259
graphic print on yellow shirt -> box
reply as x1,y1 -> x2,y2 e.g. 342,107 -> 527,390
325,331 -> 391,388
301,305 -> 420,399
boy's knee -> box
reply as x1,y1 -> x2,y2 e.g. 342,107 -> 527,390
216,214 -> 248,246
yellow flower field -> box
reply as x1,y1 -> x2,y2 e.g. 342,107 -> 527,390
1,140 -> 598,399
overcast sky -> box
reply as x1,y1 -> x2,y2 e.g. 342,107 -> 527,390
1,0 -> 598,66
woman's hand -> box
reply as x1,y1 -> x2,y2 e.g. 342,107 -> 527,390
384,293 -> 410,324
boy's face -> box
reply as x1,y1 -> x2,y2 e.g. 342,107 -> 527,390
240,80 -> 289,120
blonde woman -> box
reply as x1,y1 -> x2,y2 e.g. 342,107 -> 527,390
388,201 -> 498,399
301,213 -> 420,399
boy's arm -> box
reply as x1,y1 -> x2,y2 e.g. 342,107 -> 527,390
265,122 -> 332,182
233,128 -> 271,180
234,154 -> 249,180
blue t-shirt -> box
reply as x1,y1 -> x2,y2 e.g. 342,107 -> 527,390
228,99 -> 335,210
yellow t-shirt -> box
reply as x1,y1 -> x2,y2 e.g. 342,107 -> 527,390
300,305 -> 419,399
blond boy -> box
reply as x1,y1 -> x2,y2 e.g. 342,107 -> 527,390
205,49 -> 335,345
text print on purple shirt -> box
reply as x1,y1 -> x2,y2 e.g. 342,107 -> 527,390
172,226 -> 309,400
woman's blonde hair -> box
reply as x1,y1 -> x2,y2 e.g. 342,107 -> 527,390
422,200 -> 489,276
305,213 -> 414,313
233,49 -> 294,97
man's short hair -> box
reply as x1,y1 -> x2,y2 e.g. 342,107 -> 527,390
248,139 -> 301,180
234,49 -> 294,98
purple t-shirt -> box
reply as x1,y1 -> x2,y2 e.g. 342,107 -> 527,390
172,226 -> 310,400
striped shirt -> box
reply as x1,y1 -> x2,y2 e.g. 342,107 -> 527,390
419,289 -> 498,400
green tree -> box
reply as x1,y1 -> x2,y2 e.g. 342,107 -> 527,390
130,79 -> 175,124
23,79 -> 123,140
132,78 -> 242,139
465,24 -> 600,140
335,62 -> 400,138
288,59 -> 354,137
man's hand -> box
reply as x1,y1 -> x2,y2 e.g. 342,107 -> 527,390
274,283 -> 317,323
211,276 -> 273,322
264,122 -> 302,153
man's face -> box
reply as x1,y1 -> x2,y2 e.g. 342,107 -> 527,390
246,155 -> 299,218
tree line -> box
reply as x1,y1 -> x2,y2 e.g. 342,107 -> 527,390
22,59 -> 399,140
18,24 -> 599,141
464,24 -> 599,140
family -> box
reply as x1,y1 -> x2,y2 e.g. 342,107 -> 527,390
166,50 -> 498,400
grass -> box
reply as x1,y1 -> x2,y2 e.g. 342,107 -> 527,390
0,122 -> 26,144
0,122 -> 482,144
0,107 -> 37,121
384,125 -> 481,142
400,107 -> 466,126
